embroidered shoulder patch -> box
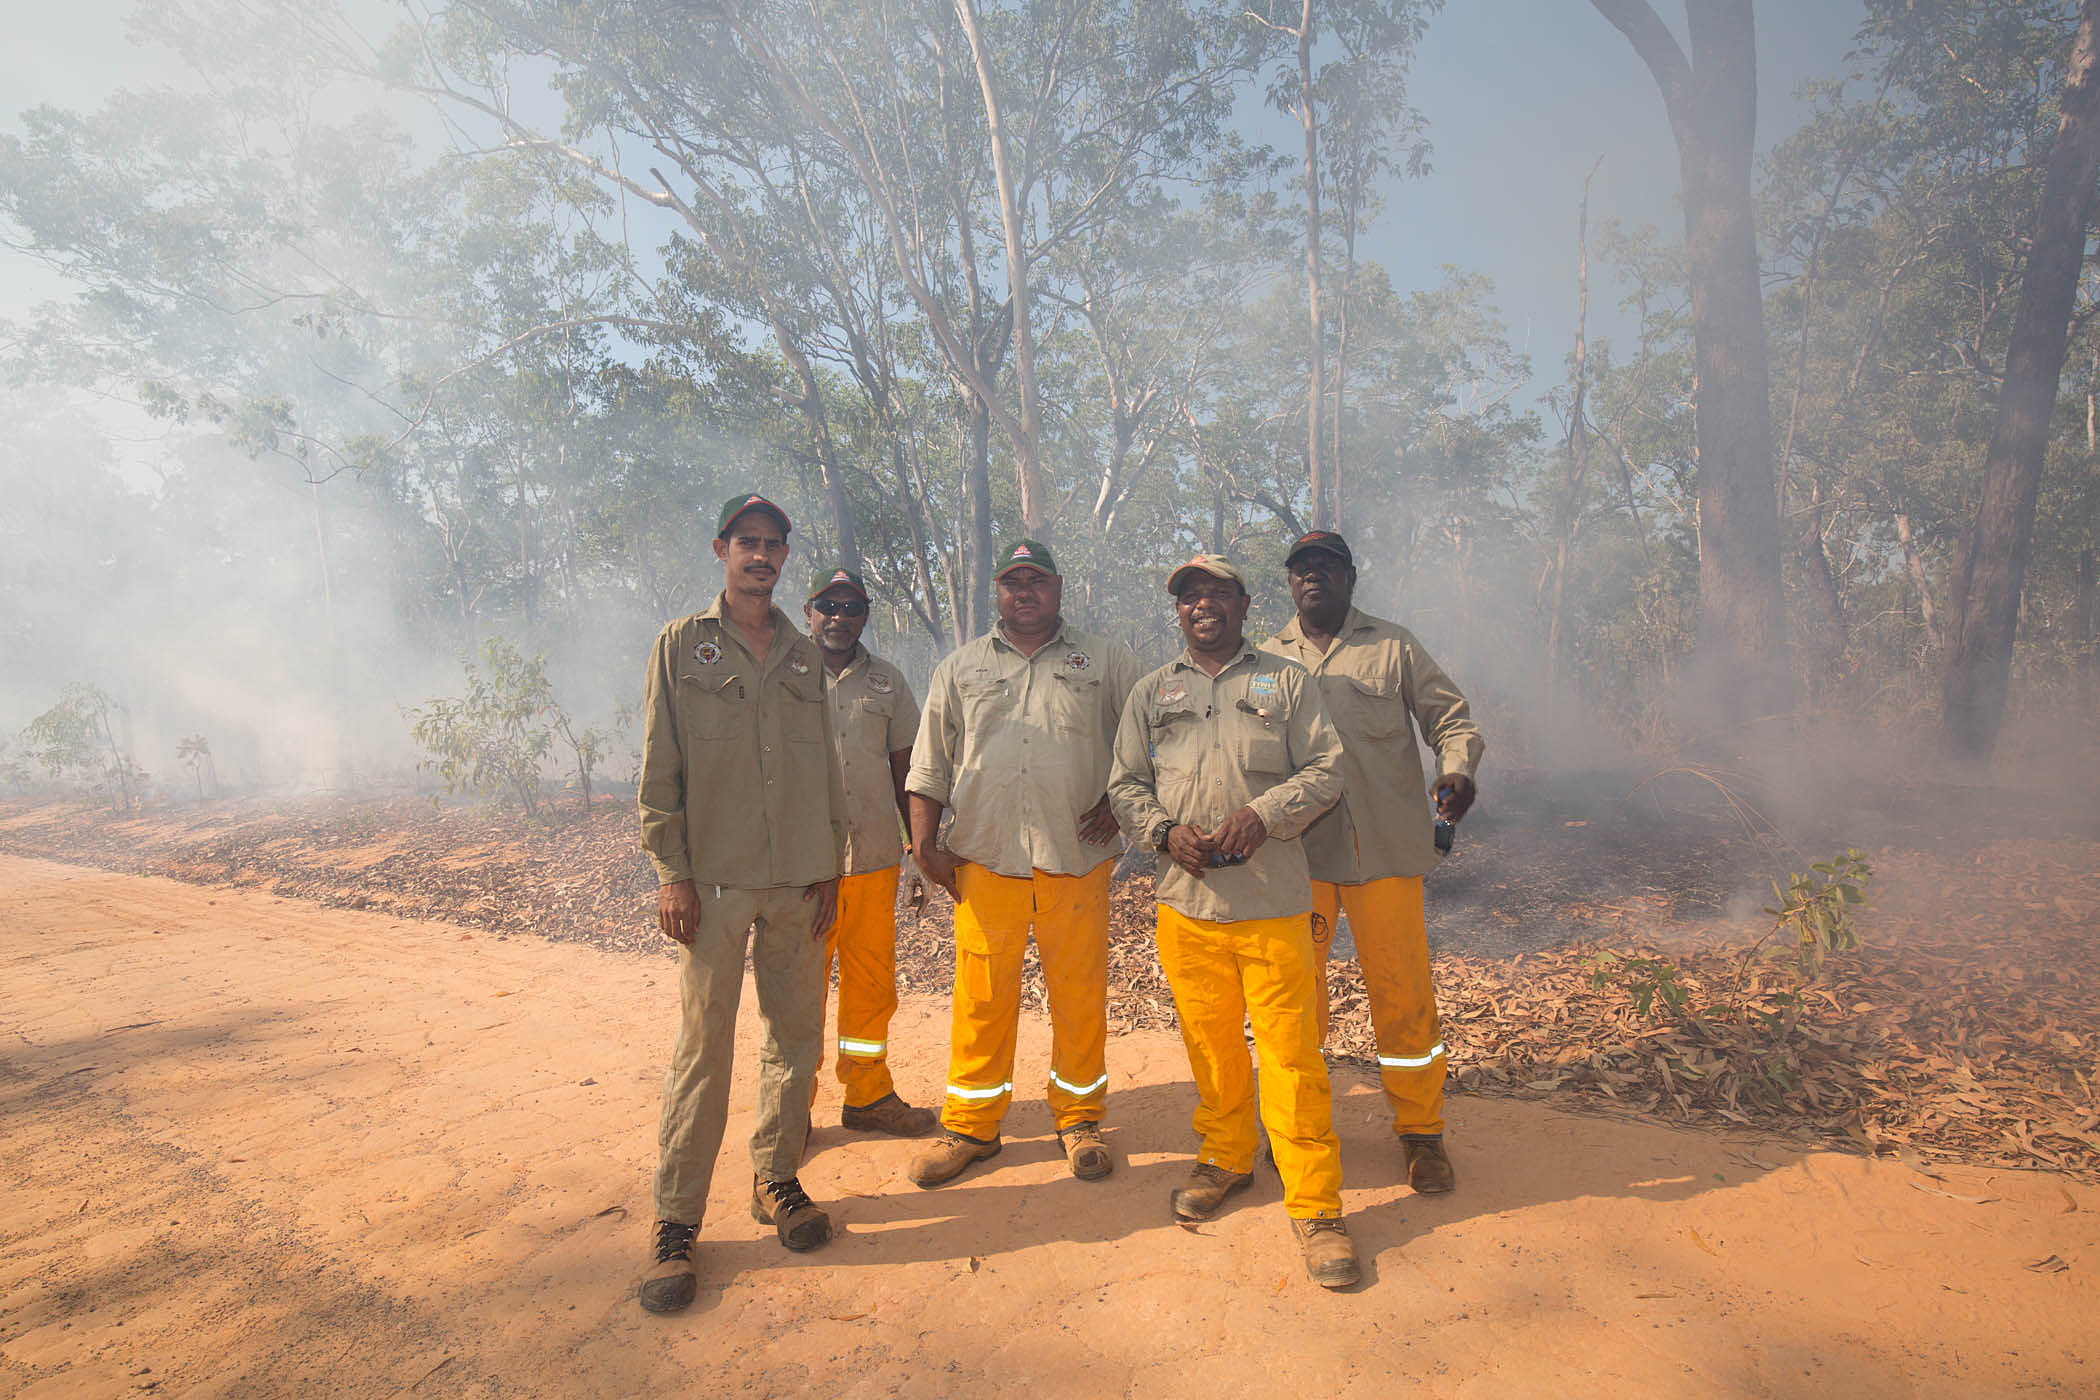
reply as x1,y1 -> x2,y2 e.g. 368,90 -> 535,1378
1247,670 -> 1279,703
694,641 -> 722,665
1064,650 -> 1092,673
868,670 -> 894,695
1156,679 -> 1188,707
787,651 -> 811,676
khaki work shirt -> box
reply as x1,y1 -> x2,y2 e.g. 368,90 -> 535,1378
907,619 -> 1143,879
1264,607 -> 1484,883
1108,644 -> 1344,922
823,644 -> 920,876
638,595 -> 848,890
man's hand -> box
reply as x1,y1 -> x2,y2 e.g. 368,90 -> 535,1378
1432,773 -> 1477,823
917,843 -> 962,900
1164,823 -> 1214,877
804,877 -> 840,940
1212,805 -> 1269,861
1078,794 -> 1120,846
658,879 -> 700,946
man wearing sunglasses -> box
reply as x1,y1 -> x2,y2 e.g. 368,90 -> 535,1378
803,564 -> 938,1138
1263,530 -> 1484,1197
903,538 -> 1143,1189
635,493 -> 849,1315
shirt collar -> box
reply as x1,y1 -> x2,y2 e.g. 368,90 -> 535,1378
991,615 -> 1072,656
1171,640 -> 1262,675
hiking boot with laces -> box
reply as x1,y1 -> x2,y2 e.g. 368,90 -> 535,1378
907,1130 -> 1002,1187
1402,1134 -> 1456,1194
841,1092 -> 939,1137
1170,1161 -> 1253,1221
750,1176 -> 831,1252
1291,1215 -> 1361,1289
638,1219 -> 698,1314
1057,1120 -> 1113,1181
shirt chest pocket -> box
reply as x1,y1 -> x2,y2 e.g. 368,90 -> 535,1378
1049,671 -> 1101,735
958,676 -> 1015,728
1233,699 -> 1290,776
779,679 -> 827,745
1337,671 -> 1409,743
677,670 -> 747,743
853,695 -> 896,752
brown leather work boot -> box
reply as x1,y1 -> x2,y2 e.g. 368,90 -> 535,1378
1057,1120 -> 1113,1181
1291,1215 -> 1361,1289
841,1092 -> 939,1137
1403,1134 -> 1456,1194
638,1219 -> 698,1314
907,1130 -> 1001,1187
750,1176 -> 831,1252
1170,1161 -> 1253,1221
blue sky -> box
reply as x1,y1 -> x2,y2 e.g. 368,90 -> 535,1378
2,1 -> 1869,417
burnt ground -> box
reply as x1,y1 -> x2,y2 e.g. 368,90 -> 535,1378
2,761 -> 2096,1180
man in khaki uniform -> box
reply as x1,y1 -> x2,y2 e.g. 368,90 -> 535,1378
635,493 -> 848,1316
1264,529 -> 1484,1195
802,563 -> 938,1136
904,538 -> 1144,1188
1108,554 -> 1361,1290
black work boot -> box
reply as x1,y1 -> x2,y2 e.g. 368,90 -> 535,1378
638,1220 -> 699,1314
1402,1134 -> 1456,1193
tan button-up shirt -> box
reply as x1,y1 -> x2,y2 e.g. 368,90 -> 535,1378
1264,607 -> 1485,883
907,618 -> 1143,879
1108,644 -> 1343,922
638,595 -> 848,890
823,644 -> 920,876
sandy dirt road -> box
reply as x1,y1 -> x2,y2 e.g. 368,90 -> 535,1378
1,854 -> 2094,1398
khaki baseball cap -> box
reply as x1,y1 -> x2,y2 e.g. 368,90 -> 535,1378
1285,530 -> 1352,567
1167,553 -> 1247,595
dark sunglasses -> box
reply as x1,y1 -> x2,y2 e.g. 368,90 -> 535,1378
810,598 -> 869,617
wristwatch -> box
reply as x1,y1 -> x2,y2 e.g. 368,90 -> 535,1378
1151,818 -> 1176,851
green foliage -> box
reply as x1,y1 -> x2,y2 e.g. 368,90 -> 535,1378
19,683 -> 144,812
1584,951 -> 1691,1021
405,637 -> 610,818
1759,849 -> 1874,982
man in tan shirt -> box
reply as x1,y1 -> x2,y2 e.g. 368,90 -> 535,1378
634,493 -> 847,1315
1109,553 -> 1361,1289
1264,529 -> 1484,1196
903,538 -> 1144,1188
803,563 -> 937,1137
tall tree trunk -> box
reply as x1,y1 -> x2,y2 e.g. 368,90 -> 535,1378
1296,0 -> 1329,530
963,393 -> 995,640
1547,162 -> 1602,691
1593,0 -> 1786,718
1334,209 -> 1355,527
954,0 -> 1047,536
1942,0 -> 2100,758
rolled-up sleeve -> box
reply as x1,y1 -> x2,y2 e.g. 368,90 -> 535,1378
1107,689 -> 1169,843
1245,669 -> 1343,841
637,627 -> 691,887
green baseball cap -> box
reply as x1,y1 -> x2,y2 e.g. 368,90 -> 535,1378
808,563 -> 870,601
993,537 -> 1060,579
715,492 -> 793,539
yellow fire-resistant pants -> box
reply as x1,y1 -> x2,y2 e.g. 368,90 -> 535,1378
819,866 -> 902,1109
1312,876 -> 1446,1137
1154,905 -> 1343,1219
941,860 -> 1112,1139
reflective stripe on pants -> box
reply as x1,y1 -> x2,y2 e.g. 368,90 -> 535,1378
1154,904 -> 1342,1219
941,861 -> 1111,1138
820,866 -> 902,1108
1312,875 -> 1445,1137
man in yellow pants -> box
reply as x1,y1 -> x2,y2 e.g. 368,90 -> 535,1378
804,564 -> 937,1136
1109,554 -> 1357,1288
1264,530 -> 1484,1195
904,538 -> 1143,1188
